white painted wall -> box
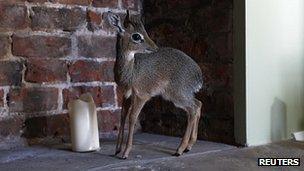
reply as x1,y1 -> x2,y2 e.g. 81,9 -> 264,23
246,0 -> 304,145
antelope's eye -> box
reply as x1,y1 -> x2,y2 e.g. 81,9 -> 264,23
131,33 -> 143,43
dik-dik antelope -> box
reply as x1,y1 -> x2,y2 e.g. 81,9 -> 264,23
107,11 -> 203,159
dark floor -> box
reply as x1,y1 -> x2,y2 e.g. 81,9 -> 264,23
0,133 -> 303,171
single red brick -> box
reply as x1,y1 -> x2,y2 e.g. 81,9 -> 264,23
12,35 -> 71,58
69,60 -> 114,82
31,6 -> 86,31
77,35 -> 116,58
0,89 -> 4,107
88,11 -> 101,25
0,61 -> 23,86
92,0 -> 117,8
9,87 -> 59,113
122,0 -> 138,10
48,0 -> 92,5
87,10 -> 102,31
0,4 -> 29,31
25,58 -> 68,83
0,34 -> 11,59
63,85 -> 115,109
97,110 -> 120,133
0,116 -> 24,136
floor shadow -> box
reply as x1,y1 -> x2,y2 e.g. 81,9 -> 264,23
141,145 -> 175,155
50,143 -> 73,152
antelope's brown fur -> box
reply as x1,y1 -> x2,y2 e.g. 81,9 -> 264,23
107,11 -> 203,159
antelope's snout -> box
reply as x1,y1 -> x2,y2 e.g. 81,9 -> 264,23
145,37 -> 158,53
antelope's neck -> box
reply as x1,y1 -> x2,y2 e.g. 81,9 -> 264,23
115,49 -> 135,89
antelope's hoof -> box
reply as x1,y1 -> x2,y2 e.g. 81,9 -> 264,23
172,152 -> 181,157
114,150 -> 121,156
183,148 -> 190,153
121,156 -> 128,160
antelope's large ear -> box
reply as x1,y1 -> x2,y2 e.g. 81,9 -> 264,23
123,10 -> 131,28
106,11 -> 125,33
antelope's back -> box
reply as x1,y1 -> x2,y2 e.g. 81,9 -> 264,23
134,47 -> 203,94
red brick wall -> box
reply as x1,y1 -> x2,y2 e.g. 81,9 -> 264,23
0,0 -> 140,147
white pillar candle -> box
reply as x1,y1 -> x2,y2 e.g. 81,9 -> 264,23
68,93 -> 100,152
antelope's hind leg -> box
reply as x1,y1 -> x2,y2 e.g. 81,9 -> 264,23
173,100 -> 197,156
184,99 -> 202,153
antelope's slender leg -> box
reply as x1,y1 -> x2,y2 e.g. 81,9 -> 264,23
185,100 -> 202,152
174,107 -> 196,156
115,97 -> 131,155
183,114 -> 198,153
121,95 -> 148,159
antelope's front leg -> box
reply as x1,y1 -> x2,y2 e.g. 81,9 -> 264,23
115,97 -> 131,155
121,95 -> 148,159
